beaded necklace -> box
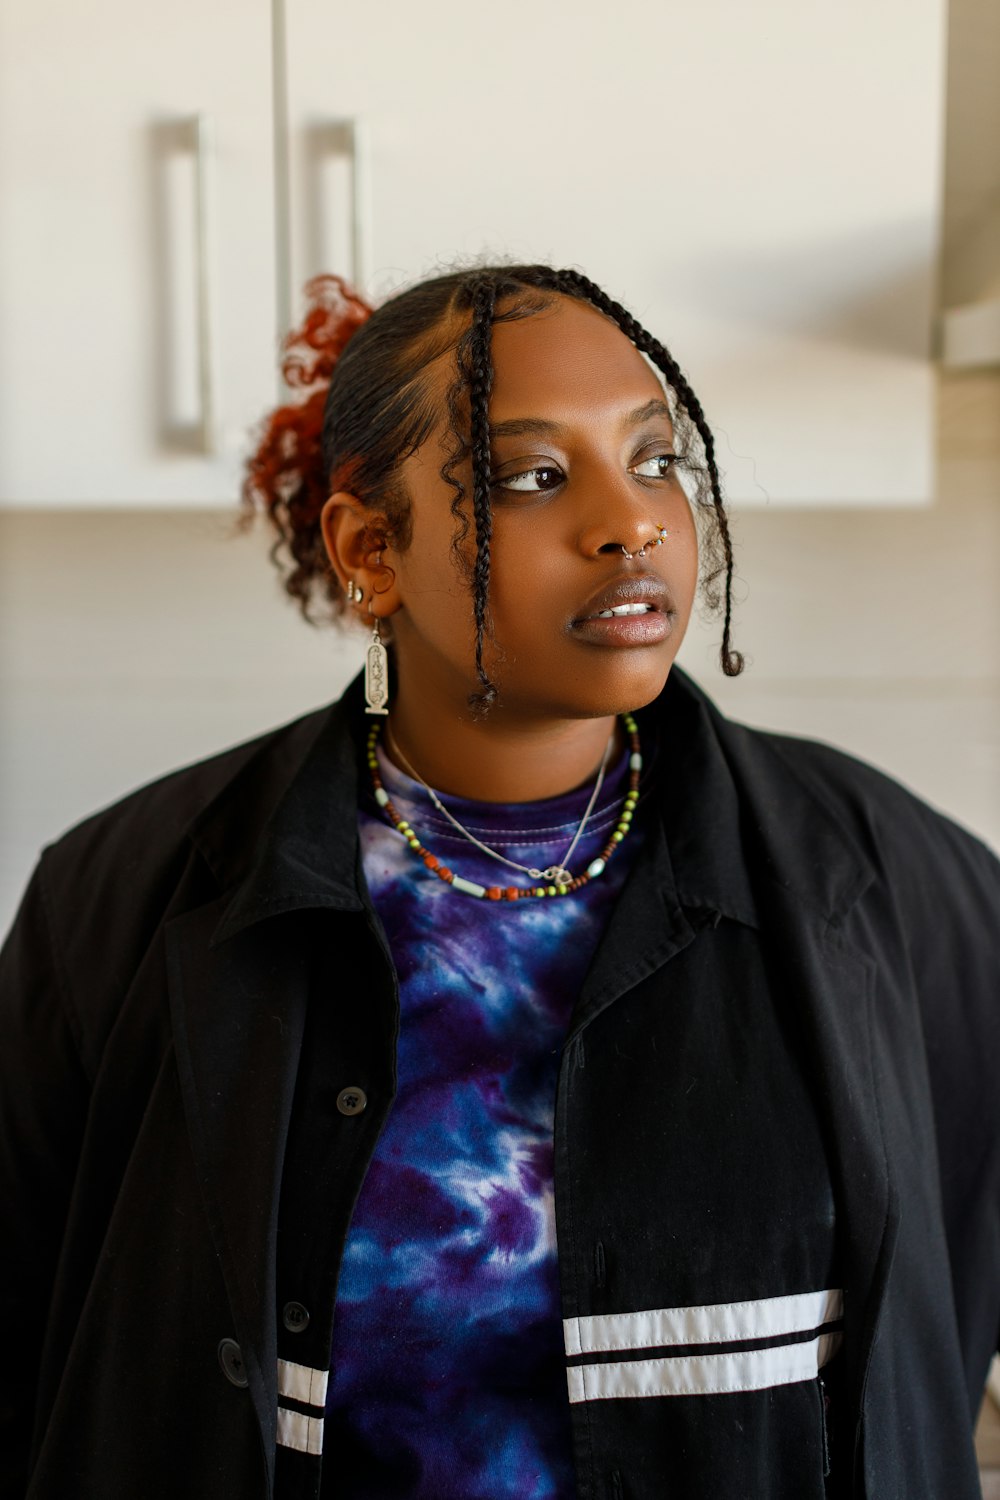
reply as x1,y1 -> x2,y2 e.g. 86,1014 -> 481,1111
384,720 -> 614,885
366,714 -> 641,901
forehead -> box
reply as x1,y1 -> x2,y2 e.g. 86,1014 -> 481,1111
487,294 -> 666,424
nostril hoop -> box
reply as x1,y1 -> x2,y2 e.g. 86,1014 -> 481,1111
622,524 -> 668,560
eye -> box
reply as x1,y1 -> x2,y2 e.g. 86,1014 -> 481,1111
630,453 -> 679,479
490,465 -> 564,495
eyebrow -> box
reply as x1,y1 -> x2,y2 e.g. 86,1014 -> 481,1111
488,398 -> 672,441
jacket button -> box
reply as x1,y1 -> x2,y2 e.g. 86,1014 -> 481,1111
283,1301 -> 310,1333
218,1337 -> 249,1388
336,1086 -> 367,1116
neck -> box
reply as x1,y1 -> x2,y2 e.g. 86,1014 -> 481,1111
382,695 -> 624,803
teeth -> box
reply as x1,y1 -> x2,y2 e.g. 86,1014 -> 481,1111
595,603 -> 653,618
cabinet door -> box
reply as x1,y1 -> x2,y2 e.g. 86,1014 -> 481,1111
285,0 -> 944,506
0,1 -> 275,504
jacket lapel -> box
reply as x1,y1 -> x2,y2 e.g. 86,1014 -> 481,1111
570,816 -> 699,1037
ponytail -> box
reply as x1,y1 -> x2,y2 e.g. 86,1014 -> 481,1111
240,274 -> 373,620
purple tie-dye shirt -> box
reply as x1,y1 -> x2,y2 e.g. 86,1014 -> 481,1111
323,734 -> 644,1498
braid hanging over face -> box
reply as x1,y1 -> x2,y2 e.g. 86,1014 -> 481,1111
454,276 -> 500,712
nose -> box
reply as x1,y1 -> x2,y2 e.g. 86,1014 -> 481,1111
575,468 -> 666,560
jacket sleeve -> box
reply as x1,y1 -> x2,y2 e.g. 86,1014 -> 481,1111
882,797 -> 1000,1394
0,856 -> 91,1498
774,730 -> 1000,1396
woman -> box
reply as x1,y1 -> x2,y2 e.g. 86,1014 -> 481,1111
1,263 -> 997,1500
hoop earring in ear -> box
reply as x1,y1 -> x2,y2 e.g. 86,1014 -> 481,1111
365,617 -> 390,716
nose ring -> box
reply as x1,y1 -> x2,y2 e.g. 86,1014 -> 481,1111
622,525 -> 669,560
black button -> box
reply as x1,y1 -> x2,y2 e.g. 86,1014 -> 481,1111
336,1086 -> 367,1116
283,1300 -> 310,1333
218,1337 -> 248,1388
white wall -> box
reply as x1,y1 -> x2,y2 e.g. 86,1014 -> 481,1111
2,362 -> 998,935
0,507 -> 364,932
681,370 -> 1000,849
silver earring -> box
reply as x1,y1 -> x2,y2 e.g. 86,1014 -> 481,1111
365,618 -> 389,715
346,579 -> 363,603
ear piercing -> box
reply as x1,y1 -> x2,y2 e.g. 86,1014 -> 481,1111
622,525 -> 669,561
348,536 -> 387,602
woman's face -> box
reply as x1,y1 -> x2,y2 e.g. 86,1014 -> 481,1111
381,293 -> 700,725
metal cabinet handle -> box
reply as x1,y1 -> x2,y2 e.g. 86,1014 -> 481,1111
270,0 -> 370,353
192,112 -> 217,455
272,121 -> 372,354
294,116 -> 371,316
271,0 -> 293,350
342,116 -> 369,293
299,116 -> 370,312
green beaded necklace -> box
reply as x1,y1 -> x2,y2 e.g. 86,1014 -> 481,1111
366,714 -> 642,901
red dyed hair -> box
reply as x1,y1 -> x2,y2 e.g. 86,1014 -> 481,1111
239,274 -> 373,614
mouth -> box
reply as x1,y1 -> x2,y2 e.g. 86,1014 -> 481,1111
569,573 -> 674,647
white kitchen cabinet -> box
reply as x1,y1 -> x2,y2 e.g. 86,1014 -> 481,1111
1,0 -> 946,508
285,0 -> 946,505
0,1 -> 276,504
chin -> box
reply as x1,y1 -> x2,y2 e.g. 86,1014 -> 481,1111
553,659 -> 676,721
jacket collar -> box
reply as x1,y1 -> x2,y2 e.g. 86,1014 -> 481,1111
652,668 -> 759,930
192,665 -> 876,946
670,669 -> 877,927
194,676 -> 370,946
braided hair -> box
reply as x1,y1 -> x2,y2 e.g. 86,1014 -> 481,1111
241,261 -> 744,714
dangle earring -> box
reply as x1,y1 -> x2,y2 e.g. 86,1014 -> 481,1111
365,616 -> 390,715
344,581 -> 388,712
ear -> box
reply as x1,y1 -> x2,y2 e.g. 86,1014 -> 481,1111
320,492 -> 399,619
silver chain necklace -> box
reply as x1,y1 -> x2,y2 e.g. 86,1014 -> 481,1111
381,723 -> 617,886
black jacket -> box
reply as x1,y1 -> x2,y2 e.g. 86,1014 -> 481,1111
1,665 -> 998,1500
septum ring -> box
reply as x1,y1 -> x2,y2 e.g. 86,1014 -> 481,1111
621,525 -> 669,560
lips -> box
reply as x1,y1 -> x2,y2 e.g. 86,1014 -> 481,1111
569,573 -> 674,648
572,573 -> 672,625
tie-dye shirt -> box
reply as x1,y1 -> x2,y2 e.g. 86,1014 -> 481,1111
323,733 -> 646,1498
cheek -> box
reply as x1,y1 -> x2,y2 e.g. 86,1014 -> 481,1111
393,515 -> 477,643
485,519 -> 564,611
